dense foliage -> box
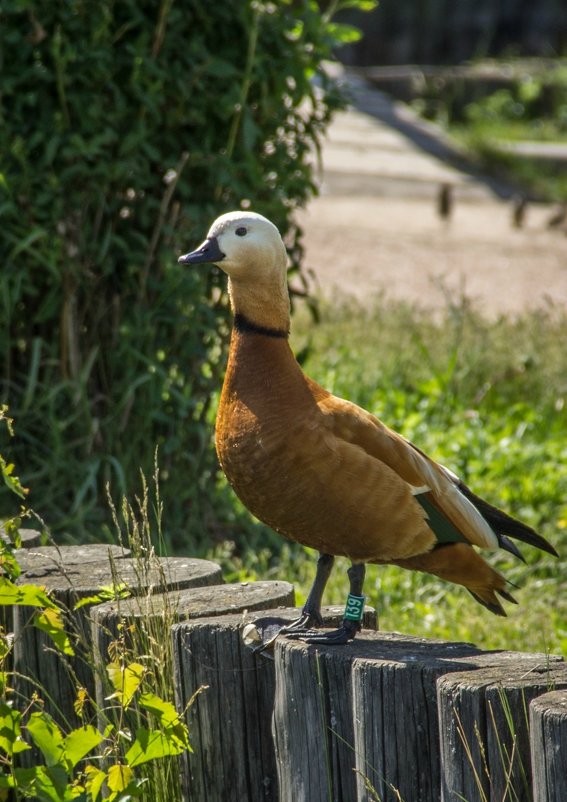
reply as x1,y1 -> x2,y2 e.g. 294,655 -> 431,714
0,1 -> 367,545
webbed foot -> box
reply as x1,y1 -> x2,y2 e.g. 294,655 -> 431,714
287,618 -> 361,645
279,610 -> 324,635
252,609 -> 324,654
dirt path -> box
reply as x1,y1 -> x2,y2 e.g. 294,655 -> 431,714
296,75 -> 567,316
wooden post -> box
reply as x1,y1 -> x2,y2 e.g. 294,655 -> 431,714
273,639 -> 336,802
438,661 -> 567,802
273,624 -> 383,802
14,543 -> 130,575
272,631 -> 564,802
13,553 -> 222,729
1,526 -> 43,548
174,605 -> 375,802
530,690 -> 567,802
3,543 -> 130,663
92,580 -> 295,710
273,632 -> 477,802
352,633 -> 491,802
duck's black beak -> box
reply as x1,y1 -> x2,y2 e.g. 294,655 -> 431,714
178,236 -> 225,265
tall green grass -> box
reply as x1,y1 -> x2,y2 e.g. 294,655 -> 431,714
216,293 -> 567,657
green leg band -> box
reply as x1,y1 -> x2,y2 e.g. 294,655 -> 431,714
344,593 -> 365,622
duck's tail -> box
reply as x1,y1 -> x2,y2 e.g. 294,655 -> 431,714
394,543 -> 516,616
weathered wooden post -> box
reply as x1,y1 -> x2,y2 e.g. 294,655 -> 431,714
352,633 -> 489,802
13,543 -> 129,574
273,639 -> 338,802
438,660 -> 567,802
173,596 -> 294,802
174,605 -> 375,802
272,618 -> 378,802
273,632 -> 476,802
272,631 -> 565,802
92,579 -> 293,709
1,526 -> 43,548
530,690 -> 567,802
13,550 -> 222,728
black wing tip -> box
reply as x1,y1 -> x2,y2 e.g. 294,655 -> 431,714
498,534 -> 526,563
509,530 -> 559,559
543,541 -> 560,559
457,481 -> 559,559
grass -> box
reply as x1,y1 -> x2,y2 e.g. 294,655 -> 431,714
213,293 -> 567,658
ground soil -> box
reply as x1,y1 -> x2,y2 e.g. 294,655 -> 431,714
295,84 -> 567,317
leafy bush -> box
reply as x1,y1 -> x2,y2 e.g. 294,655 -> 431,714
462,67 -> 567,134
0,1 -> 368,546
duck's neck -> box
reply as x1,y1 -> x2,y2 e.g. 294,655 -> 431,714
228,275 -> 291,336
233,312 -> 289,339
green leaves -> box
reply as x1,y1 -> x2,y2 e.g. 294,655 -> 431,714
73,583 -> 131,611
0,703 -> 31,757
84,766 -> 107,802
0,712 -> 103,801
0,435 -> 194,802
0,579 -> 56,609
0,678 -> 192,801
0,458 -> 28,499
106,661 -> 145,708
125,695 -> 192,768
60,726 -> 104,772
104,665 -> 192,764
125,727 -> 187,767
0,0 -> 374,547
34,608 -> 75,657
27,713 -> 65,767
0,578 -> 74,655
105,764 -> 134,795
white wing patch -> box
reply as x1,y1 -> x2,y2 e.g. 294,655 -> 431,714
407,449 -> 498,549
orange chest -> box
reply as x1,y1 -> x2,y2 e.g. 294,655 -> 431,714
216,331 -> 305,459
215,383 -> 292,485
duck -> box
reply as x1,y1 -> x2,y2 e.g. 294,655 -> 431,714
178,211 -> 558,645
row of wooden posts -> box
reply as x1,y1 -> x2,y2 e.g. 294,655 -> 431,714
3,529 -> 567,802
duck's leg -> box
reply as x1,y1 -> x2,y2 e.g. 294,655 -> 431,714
292,561 -> 366,645
280,552 -> 335,634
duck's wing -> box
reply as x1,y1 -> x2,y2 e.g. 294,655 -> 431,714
317,392 -> 499,550
318,390 -> 557,559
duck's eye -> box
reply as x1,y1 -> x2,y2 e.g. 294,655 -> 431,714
235,226 -> 247,237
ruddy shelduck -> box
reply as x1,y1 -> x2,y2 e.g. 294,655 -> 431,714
179,211 -> 558,644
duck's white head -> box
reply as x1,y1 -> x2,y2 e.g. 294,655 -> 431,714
179,211 -> 290,332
